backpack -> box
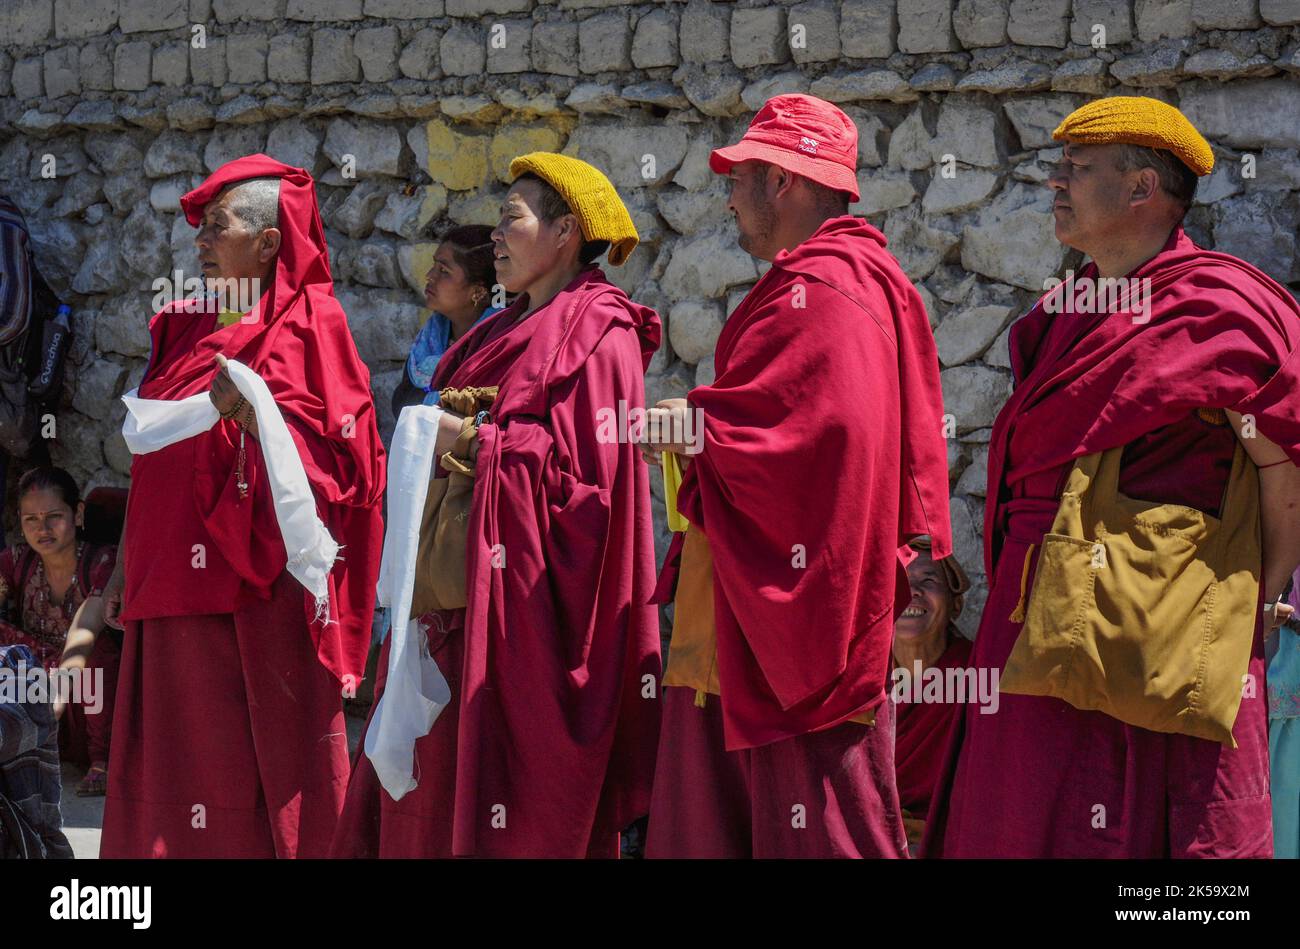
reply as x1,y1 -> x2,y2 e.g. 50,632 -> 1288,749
0,789 -> 47,859
0,199 -> 72,458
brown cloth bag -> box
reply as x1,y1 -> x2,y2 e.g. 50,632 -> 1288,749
1000,437 -> 1261,746
409,386 -> 498,617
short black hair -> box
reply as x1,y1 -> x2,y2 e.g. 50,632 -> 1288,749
512,172 -> 611,266
439,224 -> 496,296
18,466 -> 81,511
1113,144 -> 1198,216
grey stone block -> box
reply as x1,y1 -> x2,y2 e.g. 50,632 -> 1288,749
114,42 -> 152,92
789,0 -> 839,64
54,0 -> 117,40
731,6 -> 788,67
441,22 -> 486,76
43,46 -> 81,99
532,20 -> 579,75
486,19 -> 532,74
632,7 -> 679,69
581,11 -> 633,73
119,0 -> 188,33
227,33 -> 269,82
152,42 -> 189,87
312,28 -> 361,84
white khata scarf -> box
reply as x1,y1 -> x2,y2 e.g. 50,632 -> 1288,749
120,358 -> 340,619
363,403 -> 451,800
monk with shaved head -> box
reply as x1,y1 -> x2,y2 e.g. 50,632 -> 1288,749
99,155 -> 385,858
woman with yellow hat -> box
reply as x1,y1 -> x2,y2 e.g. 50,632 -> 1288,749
333,153 -> 664,858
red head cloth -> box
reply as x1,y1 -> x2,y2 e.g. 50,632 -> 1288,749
125,154 -> 385,685
985,226 -> 1300,578
675,215 -> 952,750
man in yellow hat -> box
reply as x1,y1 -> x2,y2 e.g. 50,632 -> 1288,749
926,96 -> 1300,857
332,153 -> 663,857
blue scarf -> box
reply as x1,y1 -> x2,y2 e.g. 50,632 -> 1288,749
405,307 -> 499,406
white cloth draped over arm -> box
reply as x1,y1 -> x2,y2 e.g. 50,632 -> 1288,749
120,358 -> 340,617
363,404 -> 451,800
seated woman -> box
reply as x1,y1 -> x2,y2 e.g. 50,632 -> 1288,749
334,152 -> 663,858
390,224 -> 502,418
892,536 -> 971,856
0,467 -> 119,796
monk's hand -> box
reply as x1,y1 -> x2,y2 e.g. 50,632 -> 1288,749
209,353 -> 241,416
642,398 -> 700,457
1267,599 -> 1295,632
103,561 -> 125,632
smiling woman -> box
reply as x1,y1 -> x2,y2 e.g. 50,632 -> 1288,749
891,538 -> 972,856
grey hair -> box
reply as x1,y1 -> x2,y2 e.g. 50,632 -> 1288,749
222,176 -> 281,233
1112,144 -> 1198,215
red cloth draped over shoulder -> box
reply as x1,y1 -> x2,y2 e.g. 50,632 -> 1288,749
985,226 -> 1300,578
119,154 -> 385,685
894,635 -> 972,817
426,264 -> 663,856
673,215 -> 952,751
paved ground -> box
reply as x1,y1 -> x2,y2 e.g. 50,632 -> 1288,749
62,709 -> 368,859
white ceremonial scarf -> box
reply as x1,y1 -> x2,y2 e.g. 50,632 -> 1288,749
120,358 -> 340,618
363,404 -> 452,800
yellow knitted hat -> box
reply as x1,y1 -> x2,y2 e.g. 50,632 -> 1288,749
1052,96 -> 1214,176
508,152 -> 639,266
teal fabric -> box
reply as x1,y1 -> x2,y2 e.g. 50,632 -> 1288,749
1270,713 -> 1299,859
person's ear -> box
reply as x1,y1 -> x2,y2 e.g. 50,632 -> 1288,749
557,214 -> 581,253
951,593 -> 964,619
74,501 -> 85,529
1129,167 -> 1160,207
258,227 -> 282,263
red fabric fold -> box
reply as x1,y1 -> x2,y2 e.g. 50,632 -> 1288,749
674,215 -> 952,750
120,154 -> 385,685
339,266 -> 662,857
984,226 -> 1300,578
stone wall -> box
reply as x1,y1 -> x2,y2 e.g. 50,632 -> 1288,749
2,0 -> 1299,632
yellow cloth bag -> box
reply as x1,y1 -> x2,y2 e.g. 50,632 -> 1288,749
663,525 -> 874,724
409,386 -> 498,617
1000,439 -> 1260,747
662,452 -> 689,533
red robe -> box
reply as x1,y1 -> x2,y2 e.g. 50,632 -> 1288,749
332,265 -> 662,857
673,214 -> 952,750
101,155 -> 385,858
894,635 -> 972,820
925,227 -> 1300,857
646,215 -> 951,858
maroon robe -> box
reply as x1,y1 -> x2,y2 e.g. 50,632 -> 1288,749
925,227 -> 1300,857
895,635 -> 972,820
647,215 -> 951,858
332,265 -> 662,857
101,156 -> 385,858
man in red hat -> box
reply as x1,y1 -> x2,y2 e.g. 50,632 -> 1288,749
99,156 -> 386,858
638,94 -> 953,857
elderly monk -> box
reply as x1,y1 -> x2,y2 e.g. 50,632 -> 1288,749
99,155 -> 386,858
639,94 -> 953,858
926,97 -> 1300,858
892,538 -> 972,856
331,153 -> 662,858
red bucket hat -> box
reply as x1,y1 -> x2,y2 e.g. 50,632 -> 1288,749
710,93 -> 860,201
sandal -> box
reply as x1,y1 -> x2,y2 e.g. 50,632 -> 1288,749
76,762 -> 108,797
